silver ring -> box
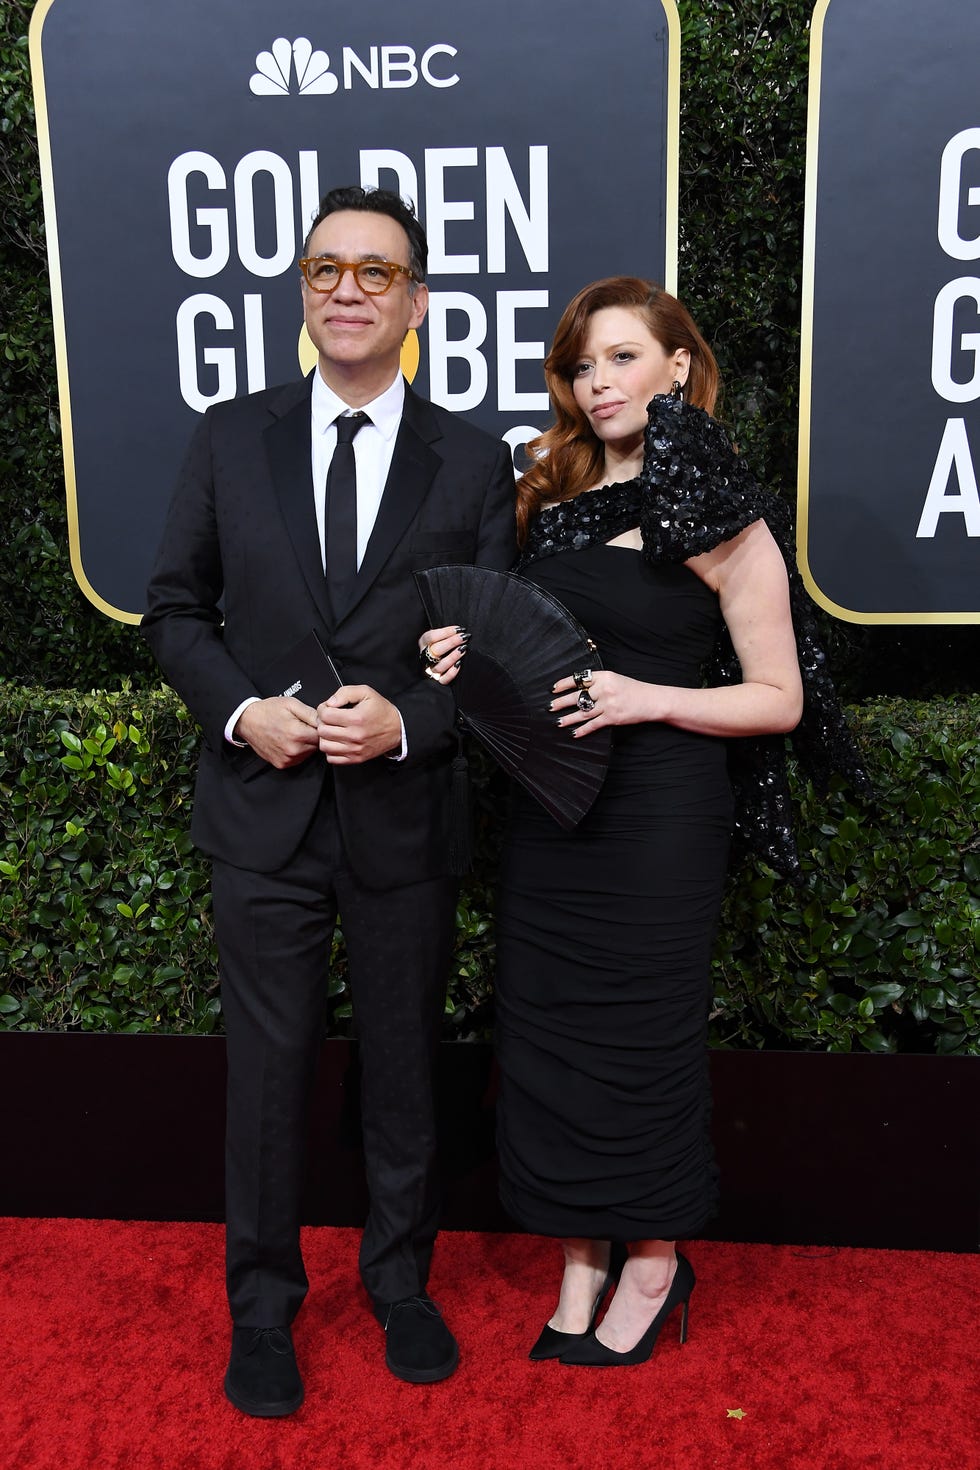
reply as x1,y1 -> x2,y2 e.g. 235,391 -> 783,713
573,668 -> 594,690
576,690 -> 596,712
420,644 -> 440,669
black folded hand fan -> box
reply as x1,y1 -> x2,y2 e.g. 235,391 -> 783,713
415,565 -> 610,829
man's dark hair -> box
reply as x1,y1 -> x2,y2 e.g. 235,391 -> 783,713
303,186 -> 428,282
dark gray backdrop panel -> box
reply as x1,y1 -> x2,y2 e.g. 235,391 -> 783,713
802,0 -> 980,619
35,0 -> 675,617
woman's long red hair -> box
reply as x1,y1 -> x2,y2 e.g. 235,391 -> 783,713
516,278 -> 720,545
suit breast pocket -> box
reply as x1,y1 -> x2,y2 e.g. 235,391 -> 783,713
408,532 -> 474,569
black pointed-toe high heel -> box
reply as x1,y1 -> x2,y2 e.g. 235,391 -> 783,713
558,1250 -> 695,1367
528,1241 -> 628,1361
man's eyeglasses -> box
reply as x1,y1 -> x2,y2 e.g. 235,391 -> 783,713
298,256 -> 417,296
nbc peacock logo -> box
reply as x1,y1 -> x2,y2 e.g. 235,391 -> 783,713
249,38 -> 460,96
250,38 -> 338,96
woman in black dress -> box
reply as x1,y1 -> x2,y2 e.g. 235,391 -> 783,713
423,278 -> 803,1366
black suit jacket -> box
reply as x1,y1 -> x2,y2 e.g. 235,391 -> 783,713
142,377 -> 516,887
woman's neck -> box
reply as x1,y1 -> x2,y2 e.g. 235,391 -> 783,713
598,441 -> 642,487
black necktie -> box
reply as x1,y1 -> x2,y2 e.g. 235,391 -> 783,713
325,411 -> 368,617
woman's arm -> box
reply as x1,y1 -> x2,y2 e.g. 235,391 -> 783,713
555,519 -> 803,739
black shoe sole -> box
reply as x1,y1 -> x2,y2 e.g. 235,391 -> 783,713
384,1343 -> 459,1384
224,1373 -> 304,1417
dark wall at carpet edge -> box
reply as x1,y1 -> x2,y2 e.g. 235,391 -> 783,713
2,1037 -> 977,1252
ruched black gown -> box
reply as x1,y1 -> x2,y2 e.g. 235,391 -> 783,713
495,507 -> 734,1242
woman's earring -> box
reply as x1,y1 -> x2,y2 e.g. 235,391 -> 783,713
670,379 -> 684,401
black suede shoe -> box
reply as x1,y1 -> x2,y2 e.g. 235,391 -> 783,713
377,1294 -> 459,1383
224,1325 -> 304,1417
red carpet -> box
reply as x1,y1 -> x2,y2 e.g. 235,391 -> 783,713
3,1219 -> 976,1469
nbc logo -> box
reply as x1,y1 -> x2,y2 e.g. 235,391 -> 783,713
250,38 -> 337,95
249,37 -> 459,95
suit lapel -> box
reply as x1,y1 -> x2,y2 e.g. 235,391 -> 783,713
263,378 -> 334,629
333,386 -> 442,625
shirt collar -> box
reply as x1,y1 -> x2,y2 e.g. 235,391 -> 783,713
311,368 -> 405,444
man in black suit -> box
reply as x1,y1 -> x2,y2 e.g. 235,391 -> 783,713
143,186 -> 515,1415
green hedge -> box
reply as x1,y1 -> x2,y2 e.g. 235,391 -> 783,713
2,687 -> 977,1053
713,699 -> 980,1055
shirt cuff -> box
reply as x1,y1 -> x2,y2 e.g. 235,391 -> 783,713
225,696 -> 261,746
387,711 -> 408,761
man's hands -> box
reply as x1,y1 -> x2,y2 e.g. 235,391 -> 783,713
316,686 -> 402,764
234,687 -> 402,767
234,698 -> 319,768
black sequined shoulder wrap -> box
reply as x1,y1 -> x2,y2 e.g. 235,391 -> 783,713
638,392 -> 870,878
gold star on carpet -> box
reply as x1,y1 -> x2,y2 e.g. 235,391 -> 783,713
727,1409 -> 747,1420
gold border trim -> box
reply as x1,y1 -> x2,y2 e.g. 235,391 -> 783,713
796,0 -> 979,625
30,0 -> 141,624
662,0 -> 680,295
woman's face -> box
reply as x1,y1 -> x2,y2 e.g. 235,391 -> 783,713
570,306 -> 690,456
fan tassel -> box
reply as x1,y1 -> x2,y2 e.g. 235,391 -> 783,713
448,728 -> 472,877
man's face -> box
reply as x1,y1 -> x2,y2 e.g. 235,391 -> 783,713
302,210 -> 428,384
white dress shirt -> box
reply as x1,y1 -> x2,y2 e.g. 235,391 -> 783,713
310,369 -> 405,572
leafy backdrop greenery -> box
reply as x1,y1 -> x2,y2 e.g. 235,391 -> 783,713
2,688 -> 978,1053
1,2 -> 978,1050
